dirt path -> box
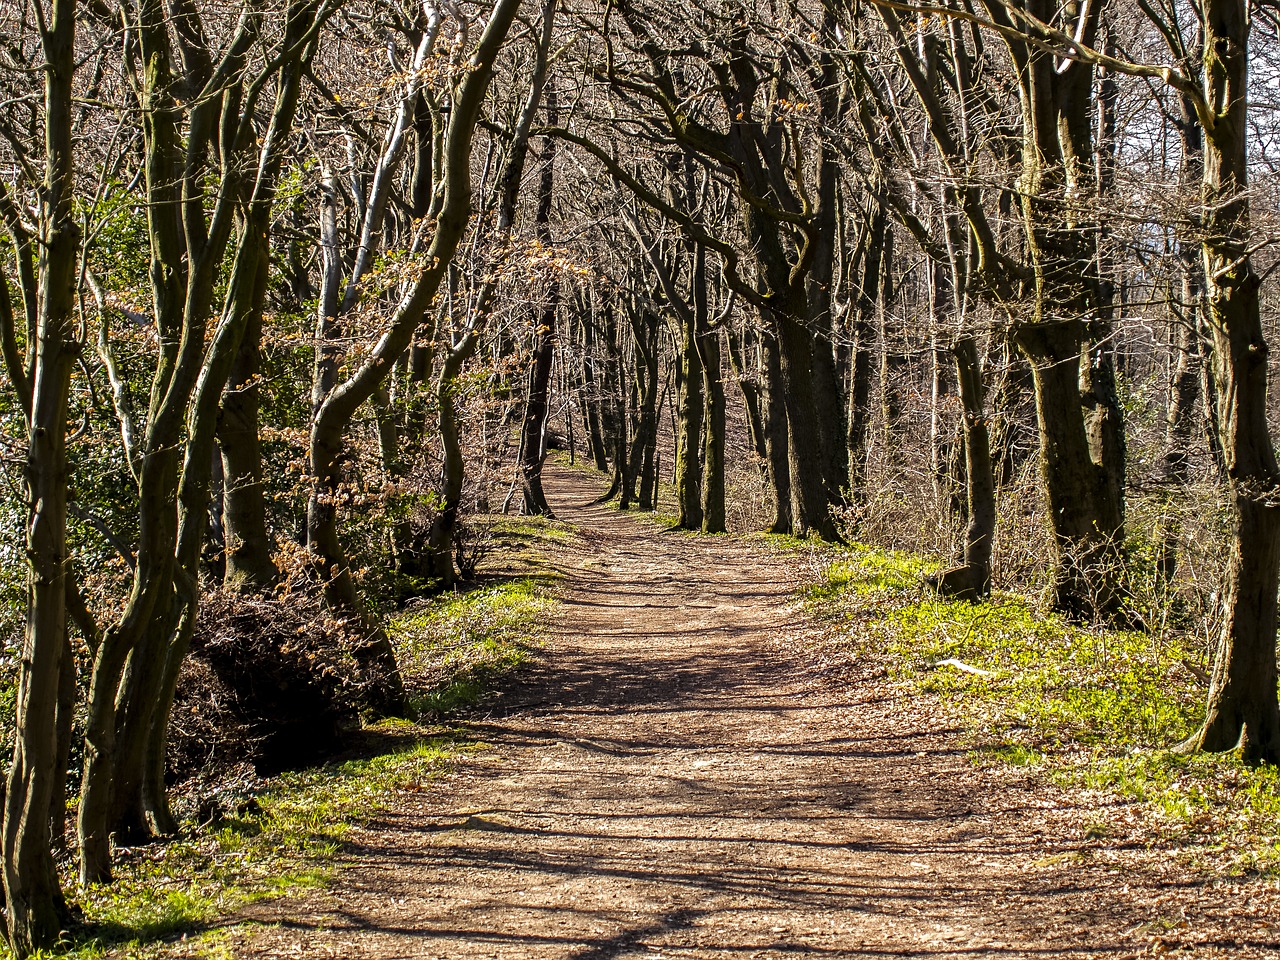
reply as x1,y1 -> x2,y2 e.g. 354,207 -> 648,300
240,465 -> 1263,959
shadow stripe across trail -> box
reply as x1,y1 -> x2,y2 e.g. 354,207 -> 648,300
238,463 -> 1188,959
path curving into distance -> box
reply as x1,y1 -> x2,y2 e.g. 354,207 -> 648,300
239,463 -> 1254,960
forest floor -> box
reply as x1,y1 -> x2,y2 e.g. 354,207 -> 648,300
220,464 -> 1280,959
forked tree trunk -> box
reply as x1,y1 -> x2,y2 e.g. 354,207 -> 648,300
1009,13 -> 1125,620
307,0 -> 524,713
426,337 -> 480,585
433,0 -> 557,566
106,11 -> 324,850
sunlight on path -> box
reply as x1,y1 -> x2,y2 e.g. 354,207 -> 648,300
240,464 -> 1173,960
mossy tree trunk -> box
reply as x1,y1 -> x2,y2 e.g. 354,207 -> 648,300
219,250 -> 280,594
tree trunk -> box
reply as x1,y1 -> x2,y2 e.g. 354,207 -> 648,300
3,0 -> 76,943
596,304 -> 628,503
581,319 -> 609,472
931,337 -> 994,600
847,206 -> 885,502
989,334 -> 1032,486
1012,21 -> 1125,619
725,323 -> 767,465
515,111 -> 559,518
219,251 -> 279,594
1017,321 -> 1123,619
674,298 -> 704,530
426,336 -> 480,585
306,0 -> 524,710
1156,308 -> 1201,581
1179,0 -> 1280,763
774,308 -> 840,541
628,308 -> 660,511
760,332 -> 792,534
697,325 -> 726,533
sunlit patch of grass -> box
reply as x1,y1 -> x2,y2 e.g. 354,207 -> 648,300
393,576 -> 557,717
487,514 -> 575,546
879,595 -> 1201,750
631,510 -> 696,533
804,545 -> 1200,750
1060,750 -> 1280,875
806,544 -> 937,601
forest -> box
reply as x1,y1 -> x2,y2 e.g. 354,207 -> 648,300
0,0 -> 1278,955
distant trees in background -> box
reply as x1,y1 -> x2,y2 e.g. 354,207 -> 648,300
0,0 -> 1278,953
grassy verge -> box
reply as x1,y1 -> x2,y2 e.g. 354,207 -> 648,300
38,551 -> 563,959
394,573 -> 558,717
801,539 -> 1280,877
58,734 -> 464,959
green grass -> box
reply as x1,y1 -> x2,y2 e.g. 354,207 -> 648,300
801,538 -> 1280,874
804,543 -> 936,600
486,514 -> 575,546
393,575 -> 556,717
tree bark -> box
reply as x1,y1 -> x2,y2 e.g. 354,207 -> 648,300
697,325 -> 726,533
674,287 -> 705,530
1178,0 -> 1280,763
760,332 -> 792,534
3,0 -> 77,945
515,102 -> 560,518
219,247 -> 279,593
931,337 -> 994,600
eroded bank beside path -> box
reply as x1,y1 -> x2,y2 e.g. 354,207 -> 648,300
237,463 -> 1273,959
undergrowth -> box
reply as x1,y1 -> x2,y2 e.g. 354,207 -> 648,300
802,539 -> 1280,876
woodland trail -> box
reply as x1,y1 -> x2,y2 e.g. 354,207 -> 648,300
239,464 -> 1261,959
